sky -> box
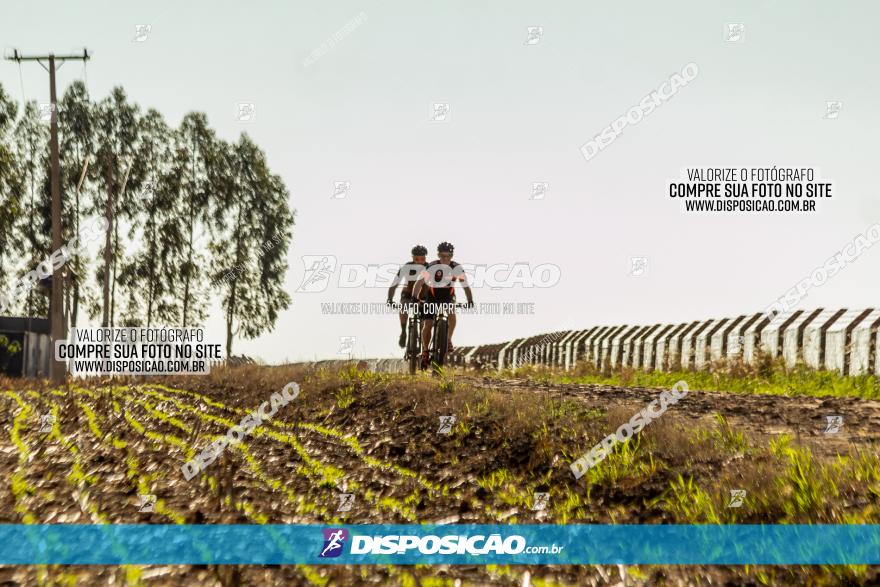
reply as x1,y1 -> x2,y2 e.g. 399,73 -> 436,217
2,1 -> 878,363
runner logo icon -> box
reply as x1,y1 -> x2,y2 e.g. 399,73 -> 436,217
319,528 -> 349,558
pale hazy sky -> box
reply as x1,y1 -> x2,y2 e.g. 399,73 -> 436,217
2,1 -> 878,363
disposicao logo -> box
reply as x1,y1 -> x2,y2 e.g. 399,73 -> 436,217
319,528 -> 349,558
349,534 -> 532,555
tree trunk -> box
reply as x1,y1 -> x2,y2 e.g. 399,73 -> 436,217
110,220 -> 118,327
109,166 -> 130,328
182,222 -> 193,327
146,214 -> 156,327
225,295 -> 235,357
101,163 -> 114,327
72,282 -> 79,328
225,202 -> 245,357
146,280 -> 153,327
102,217 -> 112,326
182,137 -> 197,328
146,255 -> 155,327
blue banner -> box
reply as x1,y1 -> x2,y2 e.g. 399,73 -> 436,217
0,524 -> 878,565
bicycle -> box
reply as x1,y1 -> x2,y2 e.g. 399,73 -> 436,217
402,302 -> 423,375
425,302 -> 469,374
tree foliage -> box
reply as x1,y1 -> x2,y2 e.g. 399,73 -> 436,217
0,82 -> 294,355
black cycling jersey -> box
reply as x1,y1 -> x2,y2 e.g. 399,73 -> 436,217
393,261 -> 426,300
420,260 -> 466,303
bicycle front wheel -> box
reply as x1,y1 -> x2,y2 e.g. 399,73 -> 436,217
433,319 -> 448,367
407,320 -> 419,375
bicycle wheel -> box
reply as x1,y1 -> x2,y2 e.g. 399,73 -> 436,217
433,318 -> 449,367
407,319 -> 419,375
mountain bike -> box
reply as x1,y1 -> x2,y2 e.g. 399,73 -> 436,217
425,302 -> 468,374
403,302 -> 423,375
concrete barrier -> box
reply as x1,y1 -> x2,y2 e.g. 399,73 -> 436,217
295,308 -> 879,376
643,324 -> 672,370
448,308 -> 880,376
848,309 -> 880,376
570,328 -> 595,369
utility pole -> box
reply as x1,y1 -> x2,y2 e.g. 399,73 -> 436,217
6,49 -> 90,384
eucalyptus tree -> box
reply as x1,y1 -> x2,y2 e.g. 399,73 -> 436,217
58,80 -> 95,327
90,87 -> 139,326
210,134 -> 293,356
118,108 -> 184,326
11,101 -> 50,317
0,84 -> 21,292
175,112 -> 217,327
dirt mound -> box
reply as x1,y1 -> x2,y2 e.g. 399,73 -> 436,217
0,365 -> 877,585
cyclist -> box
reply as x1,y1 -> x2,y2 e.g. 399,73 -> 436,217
412,241 -> 474,369
387,245 -> 428,347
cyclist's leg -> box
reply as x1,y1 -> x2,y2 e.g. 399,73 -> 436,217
421,317 -> 433,352
420,311 -> 434,368
447,311 -> 456,348
399,292 -> 413,327
420,299 -> 436,350
398,293 -> 412,347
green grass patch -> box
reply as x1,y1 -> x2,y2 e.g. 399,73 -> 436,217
502,356 -> 880,399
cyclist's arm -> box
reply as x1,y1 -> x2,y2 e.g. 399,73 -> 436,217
461,285 -> 474,305
451,265 -> 473,304
387,266 -> 403,301
412,277 -> 426,300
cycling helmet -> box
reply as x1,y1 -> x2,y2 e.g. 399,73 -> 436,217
411,245 -> 428,256
437,241 -> 454,254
